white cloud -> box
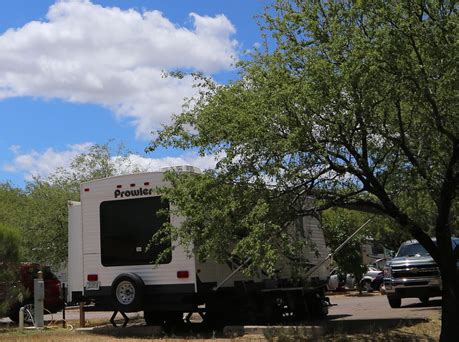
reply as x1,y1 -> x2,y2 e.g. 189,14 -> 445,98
4,143 -> 93,181
9,145 -> 21,154
0,0 -> 238,137
4,144 -> 219,181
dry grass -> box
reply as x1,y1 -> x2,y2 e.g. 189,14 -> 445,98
0,329 -> 263,342
0,317 -> 441,342
396,317 -> 441,341
267,317 -> 440,341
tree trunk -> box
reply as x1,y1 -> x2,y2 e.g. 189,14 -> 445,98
439,262 -> 459,342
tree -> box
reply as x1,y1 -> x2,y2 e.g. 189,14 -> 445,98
0,224 -> 22,316
22,181 -> 77,267
322,209 -> 371,289
321,208 -> 409,292
51,142 -> 146,193
156,171 -> 315,275
322,208 -> 411,269
0,183 -> 31,262
149,1 -> 458,339
0,183 -> 27,230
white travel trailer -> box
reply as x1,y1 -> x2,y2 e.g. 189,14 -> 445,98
67,170 -> 331,325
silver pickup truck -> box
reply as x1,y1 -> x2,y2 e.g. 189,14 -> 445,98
383,237 -> 459,308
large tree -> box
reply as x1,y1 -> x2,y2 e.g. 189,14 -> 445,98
150,1 -> 458,339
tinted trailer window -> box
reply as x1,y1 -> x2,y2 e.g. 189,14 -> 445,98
100,197 -> 171,266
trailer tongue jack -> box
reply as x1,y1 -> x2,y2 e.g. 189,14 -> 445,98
110,310 -> 130,327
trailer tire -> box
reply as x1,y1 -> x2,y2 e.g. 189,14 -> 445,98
111,273 -> 144,312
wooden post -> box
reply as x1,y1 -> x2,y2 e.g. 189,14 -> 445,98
62,284 -> 66,328
79,301 -> 85,328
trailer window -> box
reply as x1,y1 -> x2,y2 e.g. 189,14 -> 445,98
100,196 -> 171,266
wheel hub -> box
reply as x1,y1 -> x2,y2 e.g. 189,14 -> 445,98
116,280 -> 136,305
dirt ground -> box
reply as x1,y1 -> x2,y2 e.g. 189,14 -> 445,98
0,292 -> 442,341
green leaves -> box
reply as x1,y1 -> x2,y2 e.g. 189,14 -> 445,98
0,223 -> 21,262
21,180 -> 77,267
155,170 -> 314,274
0,223 -> 22,316
149,0 -> 458,273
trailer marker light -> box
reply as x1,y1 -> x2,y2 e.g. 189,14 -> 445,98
116,185 -> 122,189
130,183 -> 136,187
87,274 -> 98,281
177,271 -> 189,279
84,188 -> 90,192
144,182 -> 150,186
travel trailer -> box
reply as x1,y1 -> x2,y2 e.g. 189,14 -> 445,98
67,169 -> 331,325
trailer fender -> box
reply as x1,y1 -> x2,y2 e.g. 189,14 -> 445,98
111,273 -> 145,312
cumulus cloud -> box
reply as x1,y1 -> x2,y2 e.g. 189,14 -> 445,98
4,143 -> 93,181
0,0 -> 238,137
4,144 -> 218,181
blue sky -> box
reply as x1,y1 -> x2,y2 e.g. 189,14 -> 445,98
0,0 -> 267,186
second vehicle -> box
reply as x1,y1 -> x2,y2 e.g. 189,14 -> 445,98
383,237 -> 459,308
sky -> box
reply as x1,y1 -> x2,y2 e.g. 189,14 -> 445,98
0,0 -> 268,186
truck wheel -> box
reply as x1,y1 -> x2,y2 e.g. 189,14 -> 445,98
360,279 -> 372,292
111,273 -> 144,312
387,296 -> 401,308
419,296 -> 429,304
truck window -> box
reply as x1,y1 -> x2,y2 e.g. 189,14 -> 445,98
396,243 -> 429,257
100,196 -> 172,266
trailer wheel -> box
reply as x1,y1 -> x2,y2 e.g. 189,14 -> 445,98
111,273 -> 144,312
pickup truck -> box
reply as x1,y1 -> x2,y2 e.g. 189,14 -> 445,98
383,237 -> 459,308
